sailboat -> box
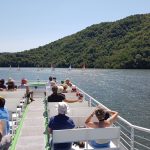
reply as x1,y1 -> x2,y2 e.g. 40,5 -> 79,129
51,64 -> 55,71
82,64 -> 86,70
37,65 -> 40,71
17,65 -> 20,71
9,65 -> 12,70
68,64 -> 72,70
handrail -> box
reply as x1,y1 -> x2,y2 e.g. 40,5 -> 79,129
14,80 -> 150,150
75,84 -> 150,150
133,125 -> 150,133
76,86 -> 150,131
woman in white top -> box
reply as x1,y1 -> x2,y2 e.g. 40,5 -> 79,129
85,107 -> 118,148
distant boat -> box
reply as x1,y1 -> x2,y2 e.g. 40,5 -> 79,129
51,64 -> 55,71
37,65 -> 40,71
9,65 -> 12,70
17,65 -> 20,71
68,64 -> 72,70
82,64 -> 86,70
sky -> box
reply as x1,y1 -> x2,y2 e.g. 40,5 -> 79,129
0,0 -> 149,53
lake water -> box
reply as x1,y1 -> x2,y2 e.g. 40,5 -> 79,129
0,68 -> 150,128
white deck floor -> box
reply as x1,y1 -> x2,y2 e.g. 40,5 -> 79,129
15,97 -> 46,150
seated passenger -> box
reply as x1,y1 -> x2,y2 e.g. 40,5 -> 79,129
60,81 -> 68,93
62,84 -> 68,93
24,79 -> 35,103
48,86 -> 82,103
0,97 -> 10,134
48,102 -> 75,150
57,86 -> 64,94
52,77 -> 57,82
18,78 -> 35,103
71,85 -> 77,92
50,81 -> 56,87
0,79 -> 6,91
65,78 -> 72,87
19,78 -> 27,88
85,107 -> 118,148
6,78 -> 17,91
47,76 -> 53,86
0,120 -> 11,150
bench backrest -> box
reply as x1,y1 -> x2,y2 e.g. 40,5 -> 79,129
48,107 -> 95,119
52,127 -> 120,150
70,116 -> 98,127
48,101 -> 89,110
5,98 -> 21,112
0,89 -> 25,99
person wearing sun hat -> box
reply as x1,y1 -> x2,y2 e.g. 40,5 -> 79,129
48,102 -> 75,150
0,96 -> 10,135
6,77 -> 17,91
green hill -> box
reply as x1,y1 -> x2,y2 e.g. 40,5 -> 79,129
0,13 -> 150,68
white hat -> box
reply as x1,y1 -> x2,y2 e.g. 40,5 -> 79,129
50,81 -> 56,87
57,102 -> 70,114
57,86 -> 64,93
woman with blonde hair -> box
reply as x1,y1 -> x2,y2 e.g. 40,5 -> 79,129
85,106 -> 118,148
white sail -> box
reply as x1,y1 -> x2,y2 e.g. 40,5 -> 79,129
51,64 -> 55,71
82,64 -> 86,70
9,65 -> 11,70
17,65 -> 20,71
68,64 -> 72,70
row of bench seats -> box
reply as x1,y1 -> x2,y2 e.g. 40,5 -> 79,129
0,89 -> 27,135
47,98 -> 120,149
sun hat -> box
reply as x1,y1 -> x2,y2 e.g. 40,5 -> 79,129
8,77 -> 14,83
50,81 -> 56,87
57,86 -> 64,93
21,78 -> 28,84
56,102 -> 70,114
8,78 -> 12,82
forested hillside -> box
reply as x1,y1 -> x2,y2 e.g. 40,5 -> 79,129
0,13 -> 149,68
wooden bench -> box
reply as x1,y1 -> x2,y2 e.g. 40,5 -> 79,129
52,127 -> 120,150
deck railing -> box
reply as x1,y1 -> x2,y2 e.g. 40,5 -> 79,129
76,86 -> 150,150
14,80 -> 150,150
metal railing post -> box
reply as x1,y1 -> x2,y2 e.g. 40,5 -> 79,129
131,126 -> 134,150
88,98 -> 91,107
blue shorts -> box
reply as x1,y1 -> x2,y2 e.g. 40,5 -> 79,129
89,140 -> 110,148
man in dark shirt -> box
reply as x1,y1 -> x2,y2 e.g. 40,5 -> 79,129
48,102 -> 75,149
48,86 -> 82,103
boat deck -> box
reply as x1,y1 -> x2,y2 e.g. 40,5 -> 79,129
1,82 -> 149,150
15,97 -> 46,150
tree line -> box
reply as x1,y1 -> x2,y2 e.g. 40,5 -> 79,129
0,13 -> 149,69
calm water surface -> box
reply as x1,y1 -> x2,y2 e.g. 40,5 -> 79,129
0,68 -> 150,128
